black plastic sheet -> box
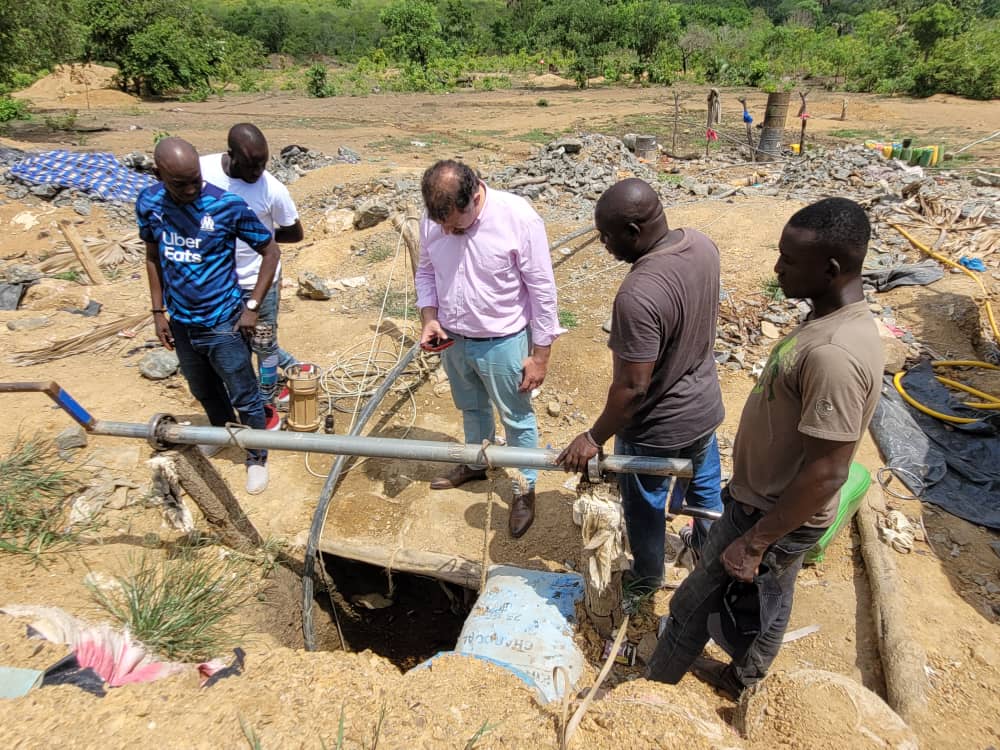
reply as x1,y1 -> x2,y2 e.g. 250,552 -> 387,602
870,364 -> 1000,529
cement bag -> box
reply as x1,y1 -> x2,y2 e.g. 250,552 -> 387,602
455,565 -> 585,703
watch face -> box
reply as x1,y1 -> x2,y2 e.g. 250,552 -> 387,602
247,300 -> 259,311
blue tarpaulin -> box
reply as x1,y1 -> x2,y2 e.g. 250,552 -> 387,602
9,150 -> 155,203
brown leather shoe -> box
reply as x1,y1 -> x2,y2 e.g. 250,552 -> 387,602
508,488 -> 535,538
430,464 -> 487,490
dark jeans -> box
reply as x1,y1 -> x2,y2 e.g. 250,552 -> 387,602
647,492 -> 824,688
170,315 -> 267,466
617,431 -> 723,591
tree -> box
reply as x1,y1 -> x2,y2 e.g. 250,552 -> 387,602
379,0 -> 443,65
908,2 -> 960,59
631,0 -> 682,64
678,25 -> 715,74
81,0 -> 261,95
0,0 -> 81,87
222,0 -> 291,54
441,0 -> 480,54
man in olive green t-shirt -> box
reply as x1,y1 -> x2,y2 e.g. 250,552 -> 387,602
647,197 -> 884,699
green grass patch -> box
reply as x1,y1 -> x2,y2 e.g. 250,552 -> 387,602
0,438 -> 74,558
826,128 -> 892,141
88,551 -> 259,661
367,134 -> 454,151
50,269 -> 83,283
371,286 -> 417,319
0,96 -> 31,124
517,128 -> 560,144
365,243 -> 396,264
465,719 -> 501,749
558,310 -> 578,329
761,275 -> 785,302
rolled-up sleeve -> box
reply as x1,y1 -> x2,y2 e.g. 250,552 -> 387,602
518,213 -> 565,346
415,216 -> 439,310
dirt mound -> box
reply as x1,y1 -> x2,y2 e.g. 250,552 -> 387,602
0,628 -> 558,748
570,678 -> 748,749
528,73 -> 576,88
736,669 -> 919,750
11,64 -> 138,108
60,90 -> 140,108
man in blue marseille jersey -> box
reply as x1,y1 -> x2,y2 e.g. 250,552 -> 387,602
137,137 -> 281,495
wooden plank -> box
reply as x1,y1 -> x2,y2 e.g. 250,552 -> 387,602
59,219 -> 107,285
317,537 -> 482,589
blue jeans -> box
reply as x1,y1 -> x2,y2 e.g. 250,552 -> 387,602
170,314 -> 268,466
242,282 -> 296,387
617,432 -> 722,591
647,493 -> 824,689
440,328 -> 538,488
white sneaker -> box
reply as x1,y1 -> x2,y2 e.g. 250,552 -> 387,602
246,464 -> 269,494
198,444 -> 223,458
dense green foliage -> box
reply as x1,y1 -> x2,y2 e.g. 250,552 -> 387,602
0,0 -> 997,99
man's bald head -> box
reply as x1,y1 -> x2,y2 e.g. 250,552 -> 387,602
594,178 -> 670,263
153,137 -> 202,205
226,123 -> 268,183
154,137 -> 199,173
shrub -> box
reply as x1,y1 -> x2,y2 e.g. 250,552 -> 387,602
0,96 -> 31,123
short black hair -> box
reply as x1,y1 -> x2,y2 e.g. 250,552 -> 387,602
421,160 -> 479,223
787,197 -> 870,272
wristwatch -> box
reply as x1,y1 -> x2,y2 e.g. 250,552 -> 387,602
246,299 -> 260,312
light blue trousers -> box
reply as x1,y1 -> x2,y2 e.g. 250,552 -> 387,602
440,328 -> 539,488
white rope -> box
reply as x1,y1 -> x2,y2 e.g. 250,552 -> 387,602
300,221 -> 425,479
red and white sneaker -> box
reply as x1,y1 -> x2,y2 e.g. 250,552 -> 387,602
276,364 -> 314,409
264,404 -> 282,431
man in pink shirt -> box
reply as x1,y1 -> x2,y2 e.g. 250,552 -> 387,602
416,160 -> 563,538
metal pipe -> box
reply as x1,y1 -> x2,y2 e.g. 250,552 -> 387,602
303,343 -> 422,650
109,422 -> 693,477
0,384 -> 692,478
0,381 -> 95,428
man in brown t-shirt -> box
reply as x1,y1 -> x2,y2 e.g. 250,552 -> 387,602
647,197 -> 883,699
558,178 -> 724,592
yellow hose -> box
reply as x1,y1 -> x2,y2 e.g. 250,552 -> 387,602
893,360 -> 1000,423
893,371 -> 979,424
934,377 -> 1000,408
889,224 -> 1000,343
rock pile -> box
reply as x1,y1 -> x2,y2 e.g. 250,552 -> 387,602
492,134 -> 658,203
776,145 -> 1000,210
269,145 -> 361,185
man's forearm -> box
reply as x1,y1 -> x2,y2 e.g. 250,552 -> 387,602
530,343 -> 551,363
249,244 -> 281,304
420,306 -> 439,325
590,383 -> 646,444
274,221 -> 304,243
145,243 -> 165,309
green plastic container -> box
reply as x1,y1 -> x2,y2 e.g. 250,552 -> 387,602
804,462 -> 872,564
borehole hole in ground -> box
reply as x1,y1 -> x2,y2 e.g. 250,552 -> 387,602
320,553 -> 476,669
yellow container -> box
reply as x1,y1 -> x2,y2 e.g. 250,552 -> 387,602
790,143 -> 801,154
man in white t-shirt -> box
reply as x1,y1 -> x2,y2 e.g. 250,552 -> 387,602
201,124 -> 305,421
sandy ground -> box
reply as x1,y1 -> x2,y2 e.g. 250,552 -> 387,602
0,72 -> 998,749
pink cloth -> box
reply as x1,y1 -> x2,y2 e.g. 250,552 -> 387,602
415,186 -> 564,347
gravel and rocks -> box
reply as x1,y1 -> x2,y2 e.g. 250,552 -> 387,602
139,349 -> 180,380
491,134 -> 659,204
269,145 -> 361,185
